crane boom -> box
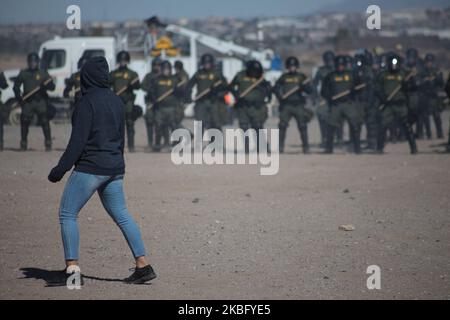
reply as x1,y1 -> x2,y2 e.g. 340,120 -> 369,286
165,24 -> 274,69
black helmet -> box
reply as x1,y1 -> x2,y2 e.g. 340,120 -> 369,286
160,60 -> 172,75
424,53 -> 435,63
323,50 -> 335,67
334,55 -> 347,70
116,50 -> 130,63
353,54 -> 366,68
246,60 -> 263,78
27,52 -> 40,67
174,60 -> 183,70
200,53 -> 214,67
77,56 -> 88,70
387,54 -> 401,72
285,56 -> 299,69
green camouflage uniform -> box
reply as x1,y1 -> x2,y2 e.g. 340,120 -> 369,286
187,69 -> 227,131
229,71 -> 271,131
63,71 -> 82,102
63,71 -> 82,118
147,74 -> 180,151
110,66 -> 140,151
142,70 -> 160,147
321,70 -> 362,153
313,65 -> 334,145
353,65 -> 376,149
417,67 -> 444,139
375,69 -> 417,153
174,68 -> 189,129
13,68 -> 55,150
274,71 -> 313,153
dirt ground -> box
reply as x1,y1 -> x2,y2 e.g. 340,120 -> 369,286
0,114 -> 449,300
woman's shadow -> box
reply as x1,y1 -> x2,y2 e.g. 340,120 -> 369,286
19,267 -> 141,286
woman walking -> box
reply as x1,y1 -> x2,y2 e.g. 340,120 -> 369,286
48,56 -> 156,285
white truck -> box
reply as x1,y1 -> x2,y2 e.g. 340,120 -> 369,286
2,36 -> 144,124
2,23 -> 282,125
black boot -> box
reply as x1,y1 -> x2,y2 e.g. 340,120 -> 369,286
435,115 -> 443,139
403,121 -> 417,154
20,121 -> 29,151
376,127 -> 386,154
41,121 -> 52,151
279,127 -> 286,153
299,125 -> 310,154
127,124 -> 135,152
325,126 -> 335,154
350,125 -> 361,154
0,122 -> 3,151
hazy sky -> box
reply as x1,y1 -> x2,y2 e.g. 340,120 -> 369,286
1,0 -> 343,24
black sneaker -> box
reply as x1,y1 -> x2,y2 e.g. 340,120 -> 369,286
45,269 -> 84,287
124,265 -> 157,284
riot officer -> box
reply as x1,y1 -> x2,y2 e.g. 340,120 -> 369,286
186,53 -> 227,133
353,52 -> 376,150
273,56 -> 314,154
174,60 -> 189,130
417,53 -> 444,139
110,50 -> 141,152
0,71 -> 8,151
63,56 -> 88,104
229,60 -> 272,152
146,61 -> 181,152
313,50 -> 335,146
375,54 -> 417,154
404,48 -> 422,141
142,58 -> 162,149
321,55 -> 362,154
13,52 -> 55,151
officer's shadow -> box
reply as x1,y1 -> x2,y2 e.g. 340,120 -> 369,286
19,267 -> 142,286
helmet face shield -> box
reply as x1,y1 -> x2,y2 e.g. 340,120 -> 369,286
388,55 -> 401,72
334,56 -> 346,72
201,54 -> 214,70
285,56 -> 299,72
116,51 -> 130,67
246,60 -> 263,78
354,54 -> 365,69
27,53 -> 40,70
161,61 -> 172,76
151,58 -> 162,73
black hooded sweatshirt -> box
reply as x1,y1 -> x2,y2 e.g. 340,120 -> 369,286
51,56 -> 125,178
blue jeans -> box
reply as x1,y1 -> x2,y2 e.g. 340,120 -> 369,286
59,171 -> 147,260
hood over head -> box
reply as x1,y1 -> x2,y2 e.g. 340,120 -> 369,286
81,56 -> 110,93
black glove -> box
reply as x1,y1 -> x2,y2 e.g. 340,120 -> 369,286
48,166 -> 64,183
